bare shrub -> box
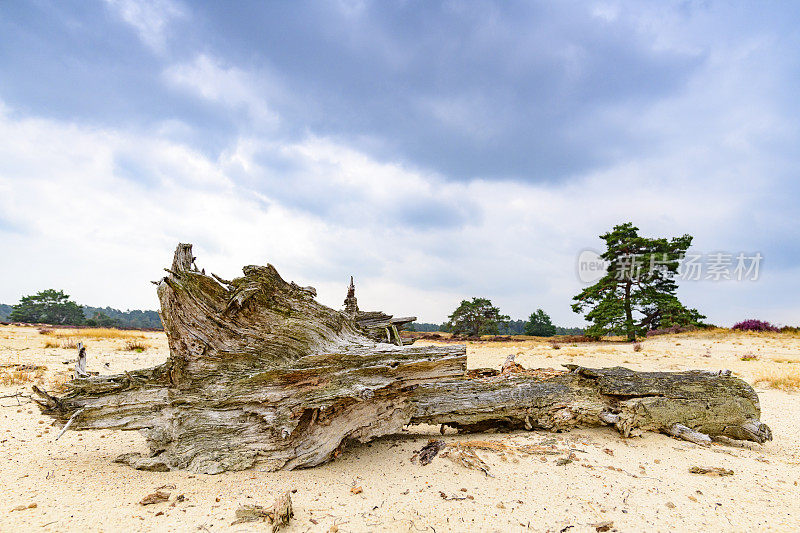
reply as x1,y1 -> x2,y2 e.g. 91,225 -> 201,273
60,338 -> 79,350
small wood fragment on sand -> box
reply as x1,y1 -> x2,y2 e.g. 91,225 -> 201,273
231,505 -> 271,525
689,466 -> 734,476
441,445 -> 493,477
10,503 -> 37,512
439,491 -> 468,501
139,491 -> 170,505
669,424 -> 712,446
231,492 -> 292,532
270,492 -> 293,532
418,439 -> 446,465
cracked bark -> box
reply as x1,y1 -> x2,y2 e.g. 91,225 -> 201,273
32,244 -> 771,474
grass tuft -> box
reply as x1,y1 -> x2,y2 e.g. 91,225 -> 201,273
122,340 -> 149,353
60,338 -> 79,350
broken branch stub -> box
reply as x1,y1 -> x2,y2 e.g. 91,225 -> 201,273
32,244 -> 772,473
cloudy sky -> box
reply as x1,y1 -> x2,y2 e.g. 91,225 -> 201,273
1,1 -> 798,326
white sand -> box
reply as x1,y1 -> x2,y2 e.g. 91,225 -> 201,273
1,325 -> 799,532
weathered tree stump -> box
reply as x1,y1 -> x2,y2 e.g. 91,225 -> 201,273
32,244 -> 771,474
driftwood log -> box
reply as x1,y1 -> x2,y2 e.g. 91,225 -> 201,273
32,244 -> 771,474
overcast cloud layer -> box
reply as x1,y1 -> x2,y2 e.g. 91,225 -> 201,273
1,0 -> 798,326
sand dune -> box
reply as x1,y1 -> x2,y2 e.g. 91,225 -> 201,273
1,325 -> 798,532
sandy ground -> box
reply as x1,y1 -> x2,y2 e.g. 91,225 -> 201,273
1,325 -> 799,532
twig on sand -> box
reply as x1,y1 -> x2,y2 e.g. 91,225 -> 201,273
55,407 -> 85,440
0,393 -> 24,399
0,393 -> 32,407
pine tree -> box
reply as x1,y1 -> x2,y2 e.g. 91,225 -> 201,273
446,297 -> 510,336
524,309 -> 556,336
9,289 -> 85,325
572,223 -> 704,341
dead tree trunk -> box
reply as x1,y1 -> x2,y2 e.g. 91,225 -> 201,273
32,244 -> 771,474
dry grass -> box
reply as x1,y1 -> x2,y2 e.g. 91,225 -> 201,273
46,371 -> 71,392
41,328 -> 147,350
694,327 -> 733,338
121,340 -> 150,352
593,347 -> 617,354
44,338 -> 80,349
0,363 -> 47,386
59,338 -> 79,350
50,328 -> 145,340
682,327 -> 800,341
755,367 -> 800,391
771,356 -> 800,364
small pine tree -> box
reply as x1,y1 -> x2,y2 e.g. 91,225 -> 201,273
446,297 -> 509,337
524,309 -> 556,337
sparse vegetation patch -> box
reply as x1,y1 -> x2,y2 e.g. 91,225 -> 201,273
122,340 -> 149,352
756,368 -> 800,391
51,328 -> 145,340
0,363 -> 47,386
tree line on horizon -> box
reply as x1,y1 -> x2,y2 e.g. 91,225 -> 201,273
409,305 -> 585,337
410,299 -> 583,337
1,223 -> 714,339
0,290 -> 162,329
413,223 -> 708,340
